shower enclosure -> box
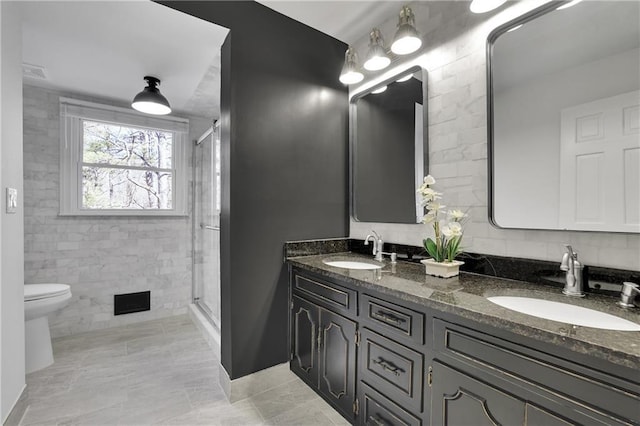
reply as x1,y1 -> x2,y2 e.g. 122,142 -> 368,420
192,122 -> 221,330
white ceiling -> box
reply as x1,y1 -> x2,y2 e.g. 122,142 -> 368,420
257,1 -> 405,44
20,1 -> 229,119
19,1 -> 409,120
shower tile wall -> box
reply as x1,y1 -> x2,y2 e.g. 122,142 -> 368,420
349,0 -> 640,271
23,85 -> 210,337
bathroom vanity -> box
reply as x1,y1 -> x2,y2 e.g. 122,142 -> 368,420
287,253 -> 640,425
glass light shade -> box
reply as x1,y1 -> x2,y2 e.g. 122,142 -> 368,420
364,28 -> 390,71
391,6 -> 422,55
339,47 -> 364,85
469,0 -> 507,14
131,76 -> 171,115
364,47 -> 391,71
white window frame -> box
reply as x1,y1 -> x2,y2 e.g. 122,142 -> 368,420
59,97 -> 189,216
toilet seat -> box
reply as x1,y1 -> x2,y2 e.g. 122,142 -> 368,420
25,284 -> 71,301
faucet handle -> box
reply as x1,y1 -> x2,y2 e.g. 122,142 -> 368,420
618,282 -> 639,308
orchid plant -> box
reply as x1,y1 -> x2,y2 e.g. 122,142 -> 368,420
417,175 -> 467,263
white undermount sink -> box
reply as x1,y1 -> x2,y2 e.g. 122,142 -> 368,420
487,296 -> 640,331
322,260 -> 382,270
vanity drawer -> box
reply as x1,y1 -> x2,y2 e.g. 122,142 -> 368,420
359,381 -> 421,426
361,294 -> 424,346
360,328 -> 423,413
293,271 -> 357,317
432,319 -> 640,424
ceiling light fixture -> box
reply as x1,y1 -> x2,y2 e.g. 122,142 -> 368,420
339,47 -> 364,85
372,86 -> 387,94
131,76 -> 172,115
391,5 -> 422,55
364,28 -> 391,71
469,0 -> 507,14
396,74 -> 413,83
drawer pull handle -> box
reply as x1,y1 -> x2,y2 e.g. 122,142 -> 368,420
372,357 -> 404,376
367,414 -> 389,426
372,310 -> 406,326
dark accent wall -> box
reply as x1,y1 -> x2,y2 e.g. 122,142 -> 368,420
158,1 -> 349,379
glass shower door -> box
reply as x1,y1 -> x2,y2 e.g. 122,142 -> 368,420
193,123 -> 221,329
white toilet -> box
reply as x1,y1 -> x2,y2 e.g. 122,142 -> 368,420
24,284 -> 72,373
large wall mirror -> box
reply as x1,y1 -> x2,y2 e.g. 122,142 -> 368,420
351,66 -> 428,223
488,1 -> 639,233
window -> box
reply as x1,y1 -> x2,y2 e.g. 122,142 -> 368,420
60,98 -> 188,215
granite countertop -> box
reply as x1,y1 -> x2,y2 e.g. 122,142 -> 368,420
288,252 -> 640,370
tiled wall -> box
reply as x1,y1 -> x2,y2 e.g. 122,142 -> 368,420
23,85 -> 210,337
349,0 -> 640,271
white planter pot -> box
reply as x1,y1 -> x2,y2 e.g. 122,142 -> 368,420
420,259 -> 464,278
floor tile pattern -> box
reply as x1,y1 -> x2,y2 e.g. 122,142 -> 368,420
18,315 -> 348,426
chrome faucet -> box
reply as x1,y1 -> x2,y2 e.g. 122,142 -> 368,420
618,282 -> 639,308
560,245 -> 585,297
364,230 -> 397,263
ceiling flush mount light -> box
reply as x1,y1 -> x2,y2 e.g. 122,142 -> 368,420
469,0 -> 507,14
131,76 -> 172,115
339,47 -> 364,85
364,28 -> 391,71
391,5 -> 422,55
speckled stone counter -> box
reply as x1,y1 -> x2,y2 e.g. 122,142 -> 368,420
288,252 -> 640,370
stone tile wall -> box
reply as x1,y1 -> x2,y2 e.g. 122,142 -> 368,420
349,0 -> 639,271
23,85 -> 210,337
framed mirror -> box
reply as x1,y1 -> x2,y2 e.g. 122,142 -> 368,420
488,1 -> 639,233
351,65 -> 428,223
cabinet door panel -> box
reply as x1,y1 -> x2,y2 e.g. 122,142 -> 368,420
431,361 -> 525,426
319,307 -> 357,419
291,295 -> 318,386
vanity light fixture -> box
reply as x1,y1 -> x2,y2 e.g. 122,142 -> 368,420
391,5 -> 422,55
371,85 -> 387,94
337,5 -> 422,84
363,28 -> 391,71
131,76 -> 171,115
556,0 -> 583,10
469,0 -> 507,14
339,47 -> 364,85
396,74 -> 413,82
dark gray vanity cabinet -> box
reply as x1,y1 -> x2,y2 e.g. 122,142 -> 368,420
290,270 -> 358,421
289,264 -> 640,426
430,318 -> 640,426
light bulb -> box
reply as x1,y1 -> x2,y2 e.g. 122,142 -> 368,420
469,0 -> 507,14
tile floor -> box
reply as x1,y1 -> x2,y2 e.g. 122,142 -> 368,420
18,315 -> 349,426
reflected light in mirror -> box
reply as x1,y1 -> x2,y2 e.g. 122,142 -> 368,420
470,0 -> 507,14
506,24 -> 523,33
396,74 -> 413,82
557,0 -> 584,10
371,86 -> 387,94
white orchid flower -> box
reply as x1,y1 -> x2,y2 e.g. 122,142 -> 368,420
424,175 -> 436,185
422,213 -> 436,224
448,209 -> 467,221
448,221 -> 463,236
426,202 -> 446,212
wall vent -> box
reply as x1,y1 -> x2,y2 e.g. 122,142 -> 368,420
22,63 -> 47,81
114,291 -> 150,315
